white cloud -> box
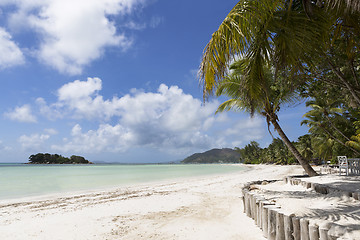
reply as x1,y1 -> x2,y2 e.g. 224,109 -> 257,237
224,116 -> 265,143
44,128 -> 58,135
48,79 -> 221,154
1,0 -> 145,75
149,16 -> 164,28
0,27 -> 24,69
0,140 -> 11,151
52,124 -> 134,153
4,104 -> 37,123
18,134 -> 50,150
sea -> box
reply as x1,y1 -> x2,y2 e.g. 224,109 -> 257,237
0,163 -> 245,200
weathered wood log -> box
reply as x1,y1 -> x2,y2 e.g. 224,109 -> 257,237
256,197 -> 265,227
283,177 -> 288,184
284,214 -> 294,240
245,192 -> 252,217
276,211 -> 285,240
292,216 -> 301,240
249,192 -> 254,219
300,218 -> 310,240
319,228 -> 329,240
309,223 -> 319,240
262,205 -> 269,238
268,207 -> 277,240
252,194 -> 257,222
314,184 -> 328,194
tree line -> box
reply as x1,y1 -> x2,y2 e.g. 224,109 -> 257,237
199,0 -> 360,176
28,153 -> 92,164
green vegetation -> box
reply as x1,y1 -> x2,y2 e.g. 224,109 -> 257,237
199,0 -> 360,176
28,153 -> 92,164
182,148 -> 241,164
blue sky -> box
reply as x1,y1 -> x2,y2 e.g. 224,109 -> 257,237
0,0 -> 310,163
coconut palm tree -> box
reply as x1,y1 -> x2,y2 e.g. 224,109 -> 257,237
216,59 -> 318,176
301,108 -> 360,154
346,133 -> 360,151
199,0 -> 328,99
305,99 -> 352,141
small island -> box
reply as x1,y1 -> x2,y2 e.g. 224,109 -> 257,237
28,153 -> 93,164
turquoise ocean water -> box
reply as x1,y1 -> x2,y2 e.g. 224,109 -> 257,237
0,164 -> 244,200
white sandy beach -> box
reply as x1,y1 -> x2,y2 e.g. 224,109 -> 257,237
0,164 -> 306,240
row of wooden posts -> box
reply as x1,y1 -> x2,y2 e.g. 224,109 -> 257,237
285,176 -> 360,200
241,178 -> 353,240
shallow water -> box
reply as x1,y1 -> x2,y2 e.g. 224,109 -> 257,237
0,164 -> 244,200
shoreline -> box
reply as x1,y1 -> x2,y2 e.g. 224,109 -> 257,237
0,164 -> 303,240
0,163 -> 246,203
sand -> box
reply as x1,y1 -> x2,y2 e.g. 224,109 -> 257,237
0,164 -> 304,240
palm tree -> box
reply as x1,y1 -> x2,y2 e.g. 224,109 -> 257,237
346,133 -> 360,151
301,109 -> 360,154
305,99 -> 352,141
199,0 -> 327,99
200,0 -> 322,176
216,59 -> 318,176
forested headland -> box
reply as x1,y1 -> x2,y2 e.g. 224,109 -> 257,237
28,153 -> 92,164
182,148 -> 241,164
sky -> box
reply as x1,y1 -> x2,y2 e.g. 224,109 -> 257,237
0,0 -> 310,163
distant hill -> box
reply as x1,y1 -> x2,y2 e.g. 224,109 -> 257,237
181,148 -> 241,164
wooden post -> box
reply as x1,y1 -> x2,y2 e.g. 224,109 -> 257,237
319,228 -> 328,240
276,211 -> 285,240
300,218 -> 310,240
252,194 -> 257,221
256,197 -> 265,227
309,223 -> 319,240
262,205 -> 269,238
284,214 -> 294,240
292,216 -> 300,240
245,192 -> 252,217
268,207 -> 278,240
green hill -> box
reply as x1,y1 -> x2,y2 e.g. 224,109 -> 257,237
181,148 -> 241,164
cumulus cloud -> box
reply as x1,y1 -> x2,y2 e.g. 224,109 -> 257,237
1,0 -> 146,74
0,27 -> 24,69
47,78 -> 221,154
224,116 -> 265,146
4,104 -> 37,123
18,134 -> 50,150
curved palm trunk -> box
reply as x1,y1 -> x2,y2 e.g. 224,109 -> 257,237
326,117 -> 351,142
270,118 -> 318,176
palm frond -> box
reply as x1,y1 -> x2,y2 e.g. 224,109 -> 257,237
199,0 -> 283,98
216,99 -> 246,114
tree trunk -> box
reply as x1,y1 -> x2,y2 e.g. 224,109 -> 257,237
270,118 -> 318,176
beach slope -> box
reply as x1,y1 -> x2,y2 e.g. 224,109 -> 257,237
0,165 -> 303,240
